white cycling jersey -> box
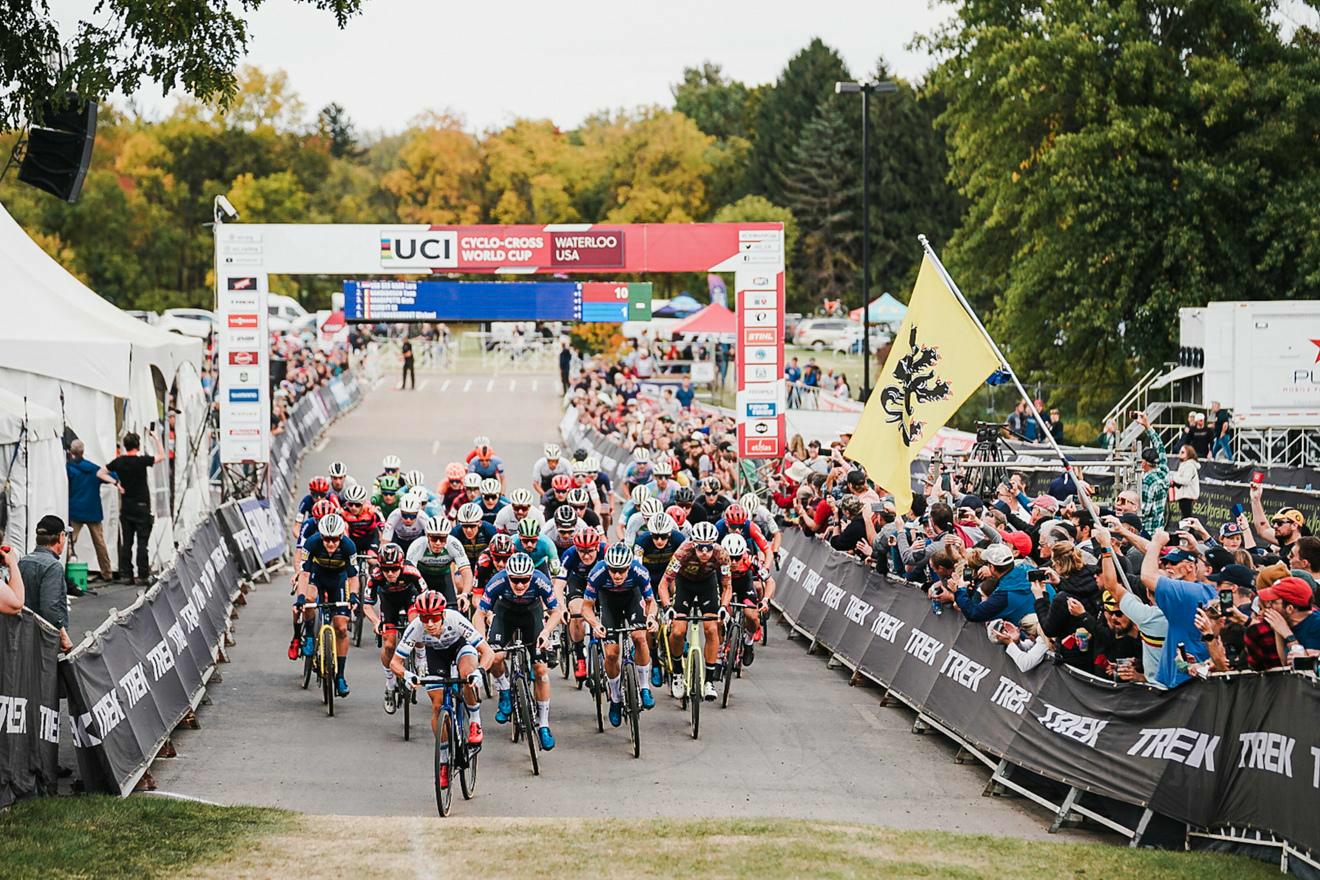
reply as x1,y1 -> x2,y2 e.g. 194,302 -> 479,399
394,609 -> 483,657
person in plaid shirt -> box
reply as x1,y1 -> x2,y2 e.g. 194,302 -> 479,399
1134,412 -> 1169,535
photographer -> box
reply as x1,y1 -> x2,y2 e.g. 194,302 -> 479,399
826,496 -> 876,560
950,543 -> 1042,625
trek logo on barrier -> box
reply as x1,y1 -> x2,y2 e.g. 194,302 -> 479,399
1128,727 -> 1219,771
380,229 -> 458,269
1035,702 -> 1109,748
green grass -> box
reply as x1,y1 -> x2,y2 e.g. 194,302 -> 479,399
0,795 -> 290,880
0,798 -> 1282,880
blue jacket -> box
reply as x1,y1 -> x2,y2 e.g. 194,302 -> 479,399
955,563 -> 1052,625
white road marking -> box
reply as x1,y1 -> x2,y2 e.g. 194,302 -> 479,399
431,439 -> 440,456
486,379 -> 495,392
463,379 -> 472,393
532,379 -> 539,392
418,378 -> 430,391
441,379 -> 451,392
508,379 -> 516,392
140,790 -> 224,806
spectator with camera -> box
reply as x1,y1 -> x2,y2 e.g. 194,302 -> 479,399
1258,576 -> 1320,664
1029,540 -> 1104,671
950,543 -> 1045,626
1094,526 -> 1167,684
1140,530 -> 1216,687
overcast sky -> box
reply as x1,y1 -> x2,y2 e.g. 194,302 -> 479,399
48,0 -> 950,134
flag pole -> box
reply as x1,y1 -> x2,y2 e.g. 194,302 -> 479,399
915,235 -> 1134,588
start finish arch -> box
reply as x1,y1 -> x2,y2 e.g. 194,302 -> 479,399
212,218 -> 786,476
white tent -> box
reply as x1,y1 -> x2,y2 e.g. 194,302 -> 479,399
0,390 -> 66,554
0,202 -> 208,566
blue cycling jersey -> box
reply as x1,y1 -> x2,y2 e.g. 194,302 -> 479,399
469,456 -> 505,478
480,570 -> 559,610
298,516 -> 318,548
558,543 -> 606,581
301,534 -> 359,587
584,559 -> 654,603
479,497 -> 508,525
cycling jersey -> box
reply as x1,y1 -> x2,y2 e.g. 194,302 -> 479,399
665,540 -> 732,587
688,495 -> 730,525
297,492 -> 333,517
457,521 -> 496,562
540,491 -> 570,522
493,505 -> 529,534
479,497 -> 508,526
715,518 -> 770,554
406,535 -> 471,602
517,534 -> 562,577
382,509 -> 428,546
623,510 -> 652,546
542,519 -> 581,553
371,491 -> 401,518
468,456 -> 505,480
622,462 -> 653,491
557,544 -> 605,584
474,553 -> 504,591
583,559 -> 654,603
643,479 -> 678,506
480,570 -> 559,610
531,456 -> 571,492
730,558 -> 769,603
297,515 -> 319,548
343,505 -> 384,552
750,507 -> 780,537
634,530 -> 686,583
441,486 -> 467,517
368,564 -> 424,596
301,534 -> 359,589
396,609 -> 484,656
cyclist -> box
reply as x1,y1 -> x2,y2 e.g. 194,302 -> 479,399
456,503 -> 496,568
341,483 -> 384,561
451,472 -> 483,517
634,512 -> 685,687
573,457 -> 612,534
740,493 -> 782,564
464,435 -> 492,464
403,470 -> 440,516
556,526 -> 605,681
722,533 -> 773,667
657,520 -> 732,702
374,454 -> 403,494
368,543 -> 425,713
516,517 -> 561,578
689,477 -> 731,525
439,462 -> 469,514
716,503 -> 771,564
476,552 -> 564,750
407,516 -> 473,611
495,488 -> 539,534
539,474 -> 574,522
392,591 -> 494,754
293,513 -> 361,698
618,485 -> 649,539
566,487 -> 602,529
294,477 -> 333,545
373,473 -> 403,518
545,504 -> 581,553
622,447 -> 653,497
477,478 -> 507,526
644,460 -> 678,506
582,543 -> 658,726
468,443 -> 506,493
671,486 -> 696,524
531,443 -> 571,493
474,532 -> 517,595
327,461 -> 349,498
382,493 -> 428,546
625,497 -> 665,546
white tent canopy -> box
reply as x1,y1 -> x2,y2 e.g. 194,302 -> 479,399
0,389 -> 66,554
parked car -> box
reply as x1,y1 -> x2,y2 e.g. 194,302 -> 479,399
124,309 -> 159,325
267,294 -> 309,333
832,326 -> 893,356
783,312 -> 805,343
158,308 -> 215,339
793,318 -> 858,350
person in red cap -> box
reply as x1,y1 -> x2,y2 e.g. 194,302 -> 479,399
1001,530 -> 1033,559
1258,576 -> 1320,660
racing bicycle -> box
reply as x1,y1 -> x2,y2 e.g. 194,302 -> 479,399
502,641 -> 541,776
416,673 -> 479,816
302,600 -> 348,717
605,624 -> 647,758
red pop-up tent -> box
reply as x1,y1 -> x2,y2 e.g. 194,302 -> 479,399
670,303 -> 736,337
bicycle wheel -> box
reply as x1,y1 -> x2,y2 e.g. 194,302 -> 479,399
459,701 -> 478,800
301,643 -> 313,690
516,672 -> 539,776
590,643 -> 605,733
402,681 -> 411,741
624,661 -> 640,759
721,624 -> 740,709
435,711 -> 454,816
322,629 -> 336,717
760,610 -> 769,646
557,624 -> 571,680
352,607 -> 363,647
688,651 -> 701,740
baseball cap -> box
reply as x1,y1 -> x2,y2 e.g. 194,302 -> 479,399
1258,576 -> 1314,608
1001,531 -> 1033,557
982,544 -> 1014,567
1031,495 -> 1059,514
35,514 -> 67,538
960,494 -> 985,511
1118,513 -> 1145,532
1208,564 -> 1255,591
1140,448 -> 1160,465
1219,521 -> 1244,538
1273,507 -> 1305,526
1161,548 -> 1198,565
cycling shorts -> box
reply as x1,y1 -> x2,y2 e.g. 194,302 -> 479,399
730,573 -> 761,605
378,588 -> 417,632
314,580 -> 353,617
564,571 -> 589,602
597,589 -> 646,630
420,569 -> 458,607
488,600 -> 546,665
674,572 -> 720,617
422,643 -> 480,689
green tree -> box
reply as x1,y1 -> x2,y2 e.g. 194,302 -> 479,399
924,0 -> 1320,416
672,62 -> 756,140
317,102 -> 362,159
599,110 -> 714,223
712,194 -> 799,267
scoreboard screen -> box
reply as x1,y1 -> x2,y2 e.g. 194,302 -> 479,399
343,280 -> 651,323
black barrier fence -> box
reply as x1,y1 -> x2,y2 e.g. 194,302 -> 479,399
0,610 -> 61,807
28,371 -> 366,799
775,530 -> 1320,874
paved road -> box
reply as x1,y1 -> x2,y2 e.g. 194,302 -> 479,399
149,370 -> 1072,837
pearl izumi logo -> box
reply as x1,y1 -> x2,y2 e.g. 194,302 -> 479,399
380,229 -> 458,269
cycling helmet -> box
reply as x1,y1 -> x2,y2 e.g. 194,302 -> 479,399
318,513 -> 347,538
721,533 -> 748,558
477,443 -> 493,458
666,504 -> 688,527
649,513 -> 675,536
605,543 -> 633,570
407,485 -> 429,503
463,472 -> 482,489
739,493 -> 761,514
506,553 -> 534,578
517,517 -> 542,539
567,487 -> 590,506
632,447 -> 651,463
425,515 -> 453,537
573,447 -> 589,462
343,483 -> 368,504
457,503 -> 483,525
378,543 -> 405,568
702,477 -> 721,494
479,478 -> 501,496
445,462 -> 466,482
640,497 -> 664,518
327,461 -> 347,478
398,495 -> 424,516
404,468 -> 426,488
690,521 -> 719,545
378,474 -> 401,494
574,526 -> 602,549
413,590 -> 446,619
311,499 -> 337,520
309,476 -> 330,494
544,443 -> 561,460
382,454 -> 402,471
510,488 -> 536,507
674,487 -> 695,505
724,503 -> 748,526
551,473 -> 572,492
489,533 -> 516,558
473,435 -> 490,449
554,505 -> 578,528
652,459 -> 673,477
572,460 -> 593,477
630,485 -> 651,506
586,456 -> 601,472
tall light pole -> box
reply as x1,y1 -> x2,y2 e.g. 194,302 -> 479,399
835,79 -> 896,401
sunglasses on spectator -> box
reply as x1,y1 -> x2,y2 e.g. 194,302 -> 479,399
1272,518 -> 1290,526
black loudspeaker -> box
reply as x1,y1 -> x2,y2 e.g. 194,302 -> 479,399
18,97 -> 97,203
270,357 -> 288,385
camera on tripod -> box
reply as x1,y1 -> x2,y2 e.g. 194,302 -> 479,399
975,421 -> 1006,444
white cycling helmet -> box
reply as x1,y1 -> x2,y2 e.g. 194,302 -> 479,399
463,472 -> 482,489
398,495 -> 424,516
567,487 -> 590,505
404,468 -> 425,488
630,485 -> 651,506
457,503 -> 483,525
652,459 -> 673,476
425,515 -> 452,537
327,460 -> 347,478
544,443 -> 561,460
640,497 -> 664,518
479,478 -> 501,496
632,447 -> 651,463
739,492 -> 761,514
721,533 -> 748,558
649,512 -> 675,536
382,454 -> 402,471
407,485 -> 429,502
690,521 -> 719,545
506,553 -> 534,578
342,483 -> 368,504
573,460 -> 593,476
510,488 -> 536,507
473,435 -> 490,448
318,513 -> 347,538
605,543 -> 633,570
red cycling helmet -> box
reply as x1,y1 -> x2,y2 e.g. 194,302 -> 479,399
665,504 -> 688,527
311,499 -> 337,520
412,591 -> 446,620
378,543 -> 405,568
551,474 -> 573,492
724,502 -> 748,526
309,476 -> 330,495
573,526 -> 602,550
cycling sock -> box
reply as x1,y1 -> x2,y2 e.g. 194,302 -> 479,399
336,656 -> 346,677
606,675 -> 621,703
385,669 -> 396,688
637,665 -> 651,689
744,631 -> 755,645
536,700 -> 550,727
466,702 -> 481,725
493,674 -> 510,691
573,641 -> 585,659
705,663 -> 717,682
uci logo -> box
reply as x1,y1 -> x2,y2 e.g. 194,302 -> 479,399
380,229 -> 458,269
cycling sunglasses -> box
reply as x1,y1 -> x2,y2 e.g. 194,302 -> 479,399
322,536 -> 342,544
419,613 -> 444,622
400,513 -> 417,521
344,502 -> 362,510
508,576 -> 531,586
381,565 -> 401,574
693,543 -> 715,551
512,505 -> 529,513
483,493 -> 499,500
